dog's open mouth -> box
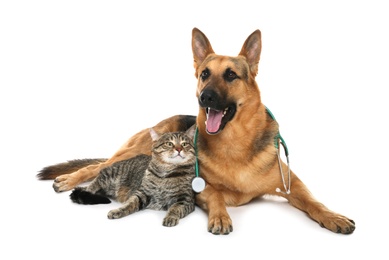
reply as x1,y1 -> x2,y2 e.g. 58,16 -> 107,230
205,105 -> 236,135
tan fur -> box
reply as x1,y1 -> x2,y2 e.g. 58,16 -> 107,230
44,28 -> 355,235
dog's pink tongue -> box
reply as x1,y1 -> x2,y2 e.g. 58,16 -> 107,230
206,108 -> 223,133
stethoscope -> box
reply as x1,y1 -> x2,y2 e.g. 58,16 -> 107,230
191,106 -> 291,195
266,106 -> 291,195
191,127 -> 205,193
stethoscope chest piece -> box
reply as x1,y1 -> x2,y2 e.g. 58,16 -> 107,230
192,176 -> 205,193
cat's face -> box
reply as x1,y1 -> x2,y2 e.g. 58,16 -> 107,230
152,132 -> 196,165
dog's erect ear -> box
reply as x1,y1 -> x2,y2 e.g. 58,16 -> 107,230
192,28 -> 215,74
238,29 -> 262,76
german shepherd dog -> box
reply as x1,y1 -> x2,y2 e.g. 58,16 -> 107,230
38,28 -> 355,235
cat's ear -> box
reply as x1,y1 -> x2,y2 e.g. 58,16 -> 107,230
149,128 -> 160,141
185,124 -> 197,140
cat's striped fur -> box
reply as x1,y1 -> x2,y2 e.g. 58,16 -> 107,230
70,125 -> 197,227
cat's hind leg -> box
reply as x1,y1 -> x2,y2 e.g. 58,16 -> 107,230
69,187 -> 111,204
107,195 -> 140,219
69,177 -> 111,205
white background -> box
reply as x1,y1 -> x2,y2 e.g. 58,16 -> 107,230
1,1 -> 388,259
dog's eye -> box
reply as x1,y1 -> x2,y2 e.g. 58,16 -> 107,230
200,68 -> 210,81
224,69 -> 238,82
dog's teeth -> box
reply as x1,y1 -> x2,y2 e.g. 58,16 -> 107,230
223,108 -> 228,117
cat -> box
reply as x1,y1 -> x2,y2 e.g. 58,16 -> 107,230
69,125 -> 197,227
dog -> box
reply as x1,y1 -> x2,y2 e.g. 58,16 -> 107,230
38,28 -> 355,235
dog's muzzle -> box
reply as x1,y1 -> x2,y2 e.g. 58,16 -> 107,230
199,89 -> 236,135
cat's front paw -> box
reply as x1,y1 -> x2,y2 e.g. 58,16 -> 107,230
163,215 -> 180,227
108,209 -> 128,219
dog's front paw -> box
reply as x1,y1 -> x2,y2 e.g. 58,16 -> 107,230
53,174 -> 76,192
208,214 -> 233,235
318,212 -> 355,234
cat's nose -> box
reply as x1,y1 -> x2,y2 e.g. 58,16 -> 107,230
176,147 -> 182,153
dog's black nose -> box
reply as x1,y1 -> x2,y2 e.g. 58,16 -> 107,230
199,89 -> 218,107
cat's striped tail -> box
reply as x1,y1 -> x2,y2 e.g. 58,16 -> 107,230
36,158 -> 107,180
70,187 -> 111,204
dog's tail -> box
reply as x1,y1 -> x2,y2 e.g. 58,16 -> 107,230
36,158 -> 107,180
70,187 -> 111,204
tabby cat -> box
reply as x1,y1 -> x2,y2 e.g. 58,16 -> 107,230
70,125 -> 197,227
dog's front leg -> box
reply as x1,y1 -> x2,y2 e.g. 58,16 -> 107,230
196,185 -> 233,235
285,171 -> 355,234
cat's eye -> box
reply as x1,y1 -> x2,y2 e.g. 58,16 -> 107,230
166,142 -> 174,147
181,142 -> 188,147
